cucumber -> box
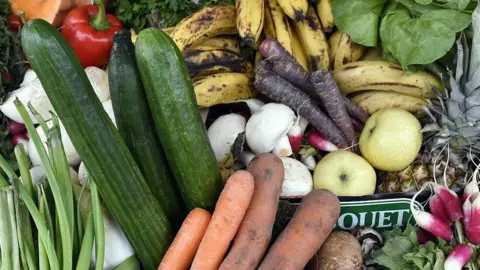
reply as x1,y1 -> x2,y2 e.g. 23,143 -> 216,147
109,29 -> 186,228
21,19 -> 172,269
135,28 -> 223,211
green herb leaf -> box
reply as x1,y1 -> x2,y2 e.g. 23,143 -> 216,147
331,0 -> 388,46
379,3 -> 471,70
415,0 -> 433,5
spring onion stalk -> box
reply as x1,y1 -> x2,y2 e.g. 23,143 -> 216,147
38,192 -> 50,270
6,187 -> 20,270
76,213 -> 94,270
91,182 -> 105,270
15,99 -> 73,270
0,187 -> 12,270
112,255 -> 140,270
15,145 -> 35,200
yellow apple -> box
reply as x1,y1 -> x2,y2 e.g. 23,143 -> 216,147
360,108 -> 422,172
313,150 -> 376,196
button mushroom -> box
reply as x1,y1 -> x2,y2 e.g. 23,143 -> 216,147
246,103 -> 295,157
351,227 -> 384,269
207,113 -> 246,162
280,157 -> 313,198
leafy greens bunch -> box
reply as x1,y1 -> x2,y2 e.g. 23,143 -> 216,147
332,0 -> 476,71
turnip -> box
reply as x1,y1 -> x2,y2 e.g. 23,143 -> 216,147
7,121 -> 26,135
246,103 -> 295,156
307,130 -> 338,152
444,244 -> 472,270
207,113 -> 246,162
287,115 -> 308,152
280,157 -> 313,198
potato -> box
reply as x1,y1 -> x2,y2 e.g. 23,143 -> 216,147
307,231 -> 363,270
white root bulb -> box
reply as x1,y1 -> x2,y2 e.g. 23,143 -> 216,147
280,157 -> 313,198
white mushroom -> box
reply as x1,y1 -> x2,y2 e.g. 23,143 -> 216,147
280,157 -> 313,198
246,103 -> 295,157
237,150 -> 256,167
0,68 -> 110,124
300,154 -> 317,171
208,113 -> 246,162
234,98 -> 265,114
78,162 -> 90,188
29,100 -> 116,167
200,108 -> 209,124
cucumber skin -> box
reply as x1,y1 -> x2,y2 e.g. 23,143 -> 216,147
135,28 -> 223,211
109,29 -> 186,229
21,19 -> 172,269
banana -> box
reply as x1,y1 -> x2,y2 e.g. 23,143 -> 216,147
171,6 -> 238,51
193,62 -> 254,78
316,0 -> 334,33
333,61 -> 444,98
193,73 -> 257,107
192,36 -> 241,53
293,6 -> 329,71
266,0 -> 294,54
276,0 -> 308,20
351,91 -> 426,115
328,30 -> 365,70
291,29 -> 309,70
162,27 -> 175,35
236,0 -> 264,46
360,48 -> 384,61
263,2 -> 276,39
183,48 -> 248,76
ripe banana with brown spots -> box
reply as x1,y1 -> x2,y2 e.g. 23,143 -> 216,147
192,36 -> 241,53
328,30 -> 365,70
350,91 -> 426,115
291,29 -> 309,70
236,0 -> 264,46
276,0 -> 308,20
316,0 -> 334,33
170,6 -> 238,51
333,61 -> 443,98
183,48 -> 250,77
265,0 -> 294,55
293,6 -> 329,71
193,73 -> 257,107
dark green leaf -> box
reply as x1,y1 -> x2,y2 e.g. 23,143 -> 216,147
331,0 -> 388,46
379,3 -> 471,70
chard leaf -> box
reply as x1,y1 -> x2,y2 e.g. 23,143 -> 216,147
331,0 -> 388,46
434,0 -> 472,11
415,0 -> 432,5
380,4 -> 471,70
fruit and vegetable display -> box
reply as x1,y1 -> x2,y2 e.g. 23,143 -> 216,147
2,0 -> 480,269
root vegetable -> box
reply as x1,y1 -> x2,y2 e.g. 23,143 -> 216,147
307,130 -> 338,152
428,194 -> 450,224
307,231 -> 363,270
12,133 -> 29,150
220,153 -> 285,270
462,180 -> 479,203
158,208 -> 212,270
288,116 -> 309,152
258,189 -> 341,270
432,183 -> 463,222
280,157 -> 313,198
7,121 -> 26,135
311,70 -> 355,144
191,170 -> 255,270
351,117 -> 365,132
208,113 -> 246,162
258,38 -> 292,59
465,196 -> 480,244
300,154 -> 316,170
410,195 -> 453,242
444,244 -> 472,270
255,70 -> 348,148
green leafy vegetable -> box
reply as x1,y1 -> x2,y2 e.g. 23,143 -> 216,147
373,224 -> 453,270
380,3 -> 471,70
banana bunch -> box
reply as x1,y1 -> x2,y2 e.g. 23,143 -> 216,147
193,73 -> 257,107
328,30 -> 364,70
316,0 -> 334,33
333,60 -> 443,115
183,48 -> 252,77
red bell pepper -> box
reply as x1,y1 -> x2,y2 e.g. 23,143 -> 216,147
61,0 -> 122,68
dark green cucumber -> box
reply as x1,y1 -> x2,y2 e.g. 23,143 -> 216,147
109,29 -> 186,228
135,28 -> 223,211
21,19 -> 172,269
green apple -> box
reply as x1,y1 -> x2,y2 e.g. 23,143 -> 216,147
313,150 -> 376,196
359,108 -> 422,172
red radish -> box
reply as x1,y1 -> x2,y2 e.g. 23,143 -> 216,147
429,194 -> 450,224
444,244 -> 472,270
462,178 -> 479,203
258,38 -> 292,59
287,116 -> 309,152
8,121 -> 27,135
415,227 -> 434,245
307,130 -> 338,152
410,192 -> 453,242
463,197 -> 472,227
432,183 -> 463,222
12,133 -> 29,147
465,196 -> 480,244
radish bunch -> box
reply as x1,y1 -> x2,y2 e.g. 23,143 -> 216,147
410,180 -> 480,269
8,120 -> 29,150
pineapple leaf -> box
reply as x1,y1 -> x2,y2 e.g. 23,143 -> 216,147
469,0 -> 480,81
465,105 -> 480,121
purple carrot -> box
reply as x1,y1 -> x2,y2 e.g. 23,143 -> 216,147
433,183 -> 463,223
255,70 -> 349,148
343,97 -> 369,123
311,70 -> 355,144
258,38 -> 293,59
351,117 -> 364,132
444,244 -> 472,270
307,130 -> 338,152
429,194 -> 450,224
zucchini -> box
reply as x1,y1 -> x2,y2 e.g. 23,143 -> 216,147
21,19 -> 172,269
135,28 -> 223,211
109,29 -> 186,228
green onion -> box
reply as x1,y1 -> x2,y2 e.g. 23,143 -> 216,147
91,182 -> 105,270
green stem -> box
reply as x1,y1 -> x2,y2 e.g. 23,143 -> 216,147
76,212 -> 94,270
38,193 -> 51,270
91,183 -> 105,270
15,144 -> 35,202
0,188 -> 12,270
91,0 -> 110,31
7,188 -> 20,270
112,255 -> 140,270
455,221 -> 465,244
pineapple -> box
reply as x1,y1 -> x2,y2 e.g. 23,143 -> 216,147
379,34 -> 478,193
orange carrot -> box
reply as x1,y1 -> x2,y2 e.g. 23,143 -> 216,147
258,189 -> 341,270
220,153 -> 285,270
191,170 -> 255,270
158,208 -> 211,270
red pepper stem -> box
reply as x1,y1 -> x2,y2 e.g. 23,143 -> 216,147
91,0 -> 110,31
